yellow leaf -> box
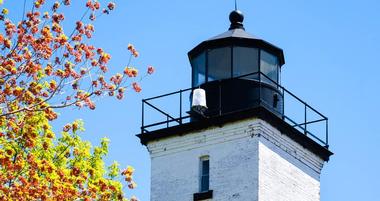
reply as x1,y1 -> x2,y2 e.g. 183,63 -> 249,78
1,8 -> 8,15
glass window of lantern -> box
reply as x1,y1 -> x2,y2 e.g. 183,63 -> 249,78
260,50 -> 279,85
191,52 -> 206,87
233,47 -> 259,80
208,47 -> 231,81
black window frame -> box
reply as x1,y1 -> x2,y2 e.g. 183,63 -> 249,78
259,49 -> 280,86
190,46 -> 280,87
199,156 -> 210,192
232,46 -> 260,80
191,51 -> 206,87
207,46 -> 232,82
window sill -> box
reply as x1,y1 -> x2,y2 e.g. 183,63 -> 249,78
193,190 -> 213,201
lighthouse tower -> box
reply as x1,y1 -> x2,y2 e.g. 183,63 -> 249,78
138,10 -> 333,201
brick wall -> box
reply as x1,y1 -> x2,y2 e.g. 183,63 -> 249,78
147,118 -> 325,201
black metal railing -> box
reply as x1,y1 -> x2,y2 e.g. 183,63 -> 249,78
141,72 -> 329,148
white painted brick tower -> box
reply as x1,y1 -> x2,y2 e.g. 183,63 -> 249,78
138,9 -> 332,201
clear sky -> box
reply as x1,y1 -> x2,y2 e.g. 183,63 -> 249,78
4,0 -> 380,200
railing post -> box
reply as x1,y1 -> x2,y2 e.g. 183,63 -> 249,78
259,72 -> 262,105
282,87 -> 285,119
179,89 -> 182,124
141,100 -> 145,133
326,118 -> 329,148
304,105 -> 307,135
258,50 -> 262,106
166,116 -> 169,128
219,80 -> 222,116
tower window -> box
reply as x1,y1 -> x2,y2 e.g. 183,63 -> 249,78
208,47 -> 231,81
191,52 -> 206,87
233,46 -> 259,80
260,50 -> 279,85
200,156 -> 210,192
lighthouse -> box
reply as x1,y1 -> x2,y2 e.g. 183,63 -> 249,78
138,9 -> 333,201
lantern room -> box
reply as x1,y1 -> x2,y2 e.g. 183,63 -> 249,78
188,10 -> 286,116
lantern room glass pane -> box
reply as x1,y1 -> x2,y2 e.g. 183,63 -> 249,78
260,50 -> 279,85
208,47 -> 231,81
191,52 -> 206,87
233,47 -> 259,80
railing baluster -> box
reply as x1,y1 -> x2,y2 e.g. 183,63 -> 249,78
219,80 -> 222,116
304,105 -> 307,135
282,87 -> 285,120
326,118 -> 329,147
180,90 -> 182,124
259,72 -> 262,105
142,100 -> 145,133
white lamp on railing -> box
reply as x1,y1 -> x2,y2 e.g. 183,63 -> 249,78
192,88 -> 207,115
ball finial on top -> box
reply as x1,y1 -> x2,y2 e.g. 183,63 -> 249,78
229,10 -> 245,30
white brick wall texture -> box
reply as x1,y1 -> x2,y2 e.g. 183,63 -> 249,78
146,118 -> 325,201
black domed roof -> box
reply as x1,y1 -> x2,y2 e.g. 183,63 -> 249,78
208,28 -> 259,41
188,10 -> 285,67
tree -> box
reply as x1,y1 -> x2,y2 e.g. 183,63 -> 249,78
0,0 -> 153,200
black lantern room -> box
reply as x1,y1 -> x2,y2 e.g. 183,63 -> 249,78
189,10 -> 285,117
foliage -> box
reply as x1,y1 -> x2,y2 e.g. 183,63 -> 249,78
0,0 -> 153,118
0,0 -> 154,200
0,116 -> 137,200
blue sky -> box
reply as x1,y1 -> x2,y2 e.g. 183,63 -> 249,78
4,0 -> 380,200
